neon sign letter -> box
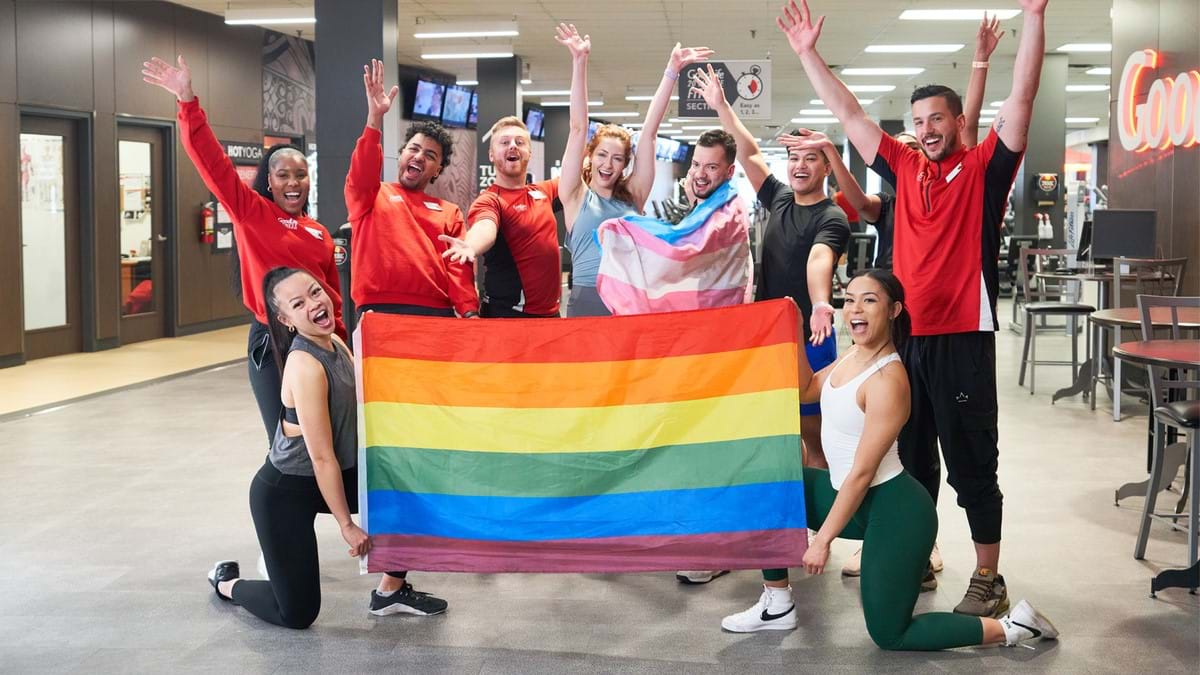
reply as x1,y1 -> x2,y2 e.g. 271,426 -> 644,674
1118,49 -> 1200,152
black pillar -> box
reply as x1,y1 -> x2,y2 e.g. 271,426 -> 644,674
542,107 -> 569,248
314,0 -> 398,326
475,56 -> 522,191
1013,53 -> 1068,243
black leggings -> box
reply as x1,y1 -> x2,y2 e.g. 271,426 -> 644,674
231,461 -> 406,629
246,320 -> 282,447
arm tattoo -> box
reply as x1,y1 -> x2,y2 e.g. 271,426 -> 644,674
996,115 -> 1005,132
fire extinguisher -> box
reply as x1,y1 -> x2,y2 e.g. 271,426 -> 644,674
200,201 -> 216,244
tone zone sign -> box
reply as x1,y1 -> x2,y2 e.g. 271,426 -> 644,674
679,60 -> 771,120
1117,49 -> 1200,152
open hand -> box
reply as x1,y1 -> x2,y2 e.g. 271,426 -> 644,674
142,55 -> 194,101
974,13 -> 1005,61
681,167 -> 698,205
340,521 -> 372,558
802,535 -> 830,575
438,234 -> 476,264
669,43 -> 715,75
690,65 -> 727,110
554,23 -> 590,59
363,58 -> 399,121
777,128 -> 833,153
809,302 -> 834,345
776,0 -> 825,57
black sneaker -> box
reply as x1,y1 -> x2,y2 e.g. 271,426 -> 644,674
369,583 -> 448,616
207,560 -> 239,601
920,564 -> 938,593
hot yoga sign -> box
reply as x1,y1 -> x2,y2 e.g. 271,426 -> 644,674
1117,49 -> 1200,152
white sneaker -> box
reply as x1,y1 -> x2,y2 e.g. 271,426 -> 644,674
675,570 -> 729,585
720,585 -> 798,632
930,543 -> 944,574
1000,599 -> 1059,647
257,552 -> 270,580
842,547 -> 863,577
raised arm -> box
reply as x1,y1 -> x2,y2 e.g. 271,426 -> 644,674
803,363 -> 909,575
344,59 -> 394,221
777,1 -> 884,164
144,55 -> 259,218
691,65 -> 770,191
627,43 -> 714,206
555,23 -> 591,217
962,13 -> 1004,148
779,129 -> 881,221
994,0 -> 1047,152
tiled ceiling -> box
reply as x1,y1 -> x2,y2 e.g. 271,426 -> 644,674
169,1 -> 1114,141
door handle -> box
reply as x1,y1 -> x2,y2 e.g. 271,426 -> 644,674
156,234 -> 168,242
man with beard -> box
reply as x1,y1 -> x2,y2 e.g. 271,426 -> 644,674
693,65 -> 849,472
441,117 -> 562,318
346,59 -> 478,322
779,0 -> 1050,617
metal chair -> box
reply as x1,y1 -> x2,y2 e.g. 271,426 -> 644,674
1017,248 -> 1095,395
1006,235 -> 1040,330
1133,295 -> 1200,568
1104,257 -> 1188,419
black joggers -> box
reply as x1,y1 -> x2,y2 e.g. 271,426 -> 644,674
897,332 -> 1003,545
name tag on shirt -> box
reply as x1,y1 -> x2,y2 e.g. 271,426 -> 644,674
424,201 -> 443,211
945,162 -> 964,184
303,226 -> 325,240
529,190 -> 547,200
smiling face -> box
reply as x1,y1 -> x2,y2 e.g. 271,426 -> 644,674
267,151 -> 310,215
688,144 -> 734,200
271,272 -> 336,338
587,137 -> 629,192
787,148 -> 829,197
842,275 -> 902,346
397,133 -> 444,190
911,95 -> 964,162
489,125 -> 532,181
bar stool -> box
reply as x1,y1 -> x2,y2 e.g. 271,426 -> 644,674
1017,248 -> 1095,395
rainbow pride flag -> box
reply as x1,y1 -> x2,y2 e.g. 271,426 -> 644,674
355,300 -> 807,573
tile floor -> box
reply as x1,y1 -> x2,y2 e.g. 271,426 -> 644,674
0,304 -> 1196,674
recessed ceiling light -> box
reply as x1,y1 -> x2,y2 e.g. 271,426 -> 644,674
680,126 -> 712,131
520,78 -> 532,85
865,44 -> 964,53
541,100 -> 603,107
1066,116 -> 1101,124
1057,44 -> 1111,53
1066,84 -> 1110,92
799,108 -> 833,116
590,111 -> 640,118
988,100 -> 1004,107
671,135 -> 701,141
626,95 -> 680,101
225,7 -> 315,24
809,98 -> 873,105
841,67 -> 925,76
846,85 -> 896,93
414,20 -> 519,40
522,90 -> 571,97
790,117 -> 839,124
899,9 -> 1021,21
457,80 -> 478,86
1085,67 -> 1111,76
421,46 -> 514,60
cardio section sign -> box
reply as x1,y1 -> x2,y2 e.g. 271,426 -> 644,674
1117,49 -> 1200,152
679,60 -> 772,120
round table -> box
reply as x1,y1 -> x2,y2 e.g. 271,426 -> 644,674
1113,339 -> 1200,597
1085,309 -> 1200,419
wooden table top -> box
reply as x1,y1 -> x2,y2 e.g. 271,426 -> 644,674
1114,340 -> 1200,368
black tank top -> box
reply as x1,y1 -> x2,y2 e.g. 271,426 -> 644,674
269,335 -> 357,476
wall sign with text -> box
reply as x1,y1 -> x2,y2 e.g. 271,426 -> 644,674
1117,49 -> 1200,152
678,60 -> 771,120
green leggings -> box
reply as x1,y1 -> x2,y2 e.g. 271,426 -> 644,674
764,468 -> 984,651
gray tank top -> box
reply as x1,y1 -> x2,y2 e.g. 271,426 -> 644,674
568,188 -> 636,286
269,335 -> 357,476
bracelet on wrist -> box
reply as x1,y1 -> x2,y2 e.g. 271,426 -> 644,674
812,301 -> 834,313
664,68 -> 679,81
972,61 -> 990,69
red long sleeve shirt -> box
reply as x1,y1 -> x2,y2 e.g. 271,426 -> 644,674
344,126 -> 478,315
177,98 -> 345,336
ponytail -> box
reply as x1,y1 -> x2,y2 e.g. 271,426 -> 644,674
856,269 -> 911,353
261,266 -> 306,375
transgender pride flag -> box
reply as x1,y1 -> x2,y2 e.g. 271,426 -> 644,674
355,300 -> 807,574
595,180 -> 753,315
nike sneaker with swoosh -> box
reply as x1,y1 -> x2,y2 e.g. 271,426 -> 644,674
720,585 -> 798,632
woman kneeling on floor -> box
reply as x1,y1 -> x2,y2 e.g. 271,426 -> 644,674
720,270 -> 1058,650
206,266 -> 446,628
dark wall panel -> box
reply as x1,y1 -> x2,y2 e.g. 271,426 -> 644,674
113,1 -> 177,121
173,7 -> 209,103
0,0 -> 16,103
15,1 -> 94,110
94,113 -> 120,341
206,21 -> 264,132
92,2 -> 115,115
0,103 -> 21,358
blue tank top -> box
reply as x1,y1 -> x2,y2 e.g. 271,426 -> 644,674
568,188 -> 636,286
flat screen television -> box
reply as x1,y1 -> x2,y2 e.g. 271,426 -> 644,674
525,107 -> 545,140
412,79 -> 445,121
586,120 -> 601,142
673,143 -> 690,162
467,91 -> 479,129
441,85 -> 472,128
1091,209 -> 1156,261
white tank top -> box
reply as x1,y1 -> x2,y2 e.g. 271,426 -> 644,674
819,351 -> 905,491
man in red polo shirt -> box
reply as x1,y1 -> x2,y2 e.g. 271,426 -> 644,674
441,116 -> 561,318
780,0 -> 1049,617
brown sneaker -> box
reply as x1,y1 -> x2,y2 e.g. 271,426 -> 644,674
954,567 -> 1009,616
920,564 -> 938,592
